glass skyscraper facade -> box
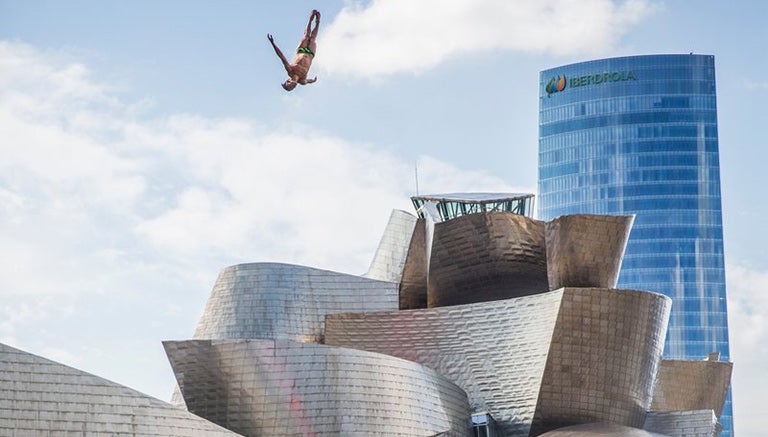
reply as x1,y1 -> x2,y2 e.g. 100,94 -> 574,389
537,54 -> 732,435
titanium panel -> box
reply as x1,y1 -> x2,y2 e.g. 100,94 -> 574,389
531,288 -> 671,435
644,410 -> 718,437
545,214 -> 634,290
428,212 -> 548,307
364,209 -> 418,283
400,217 -> 428,309
325,290 -> 565,437
193,262 -> 398,343
0,342 -> 240,436
651,359 -> 732,418
538,423 -> 668,436
164,339 -> 471,437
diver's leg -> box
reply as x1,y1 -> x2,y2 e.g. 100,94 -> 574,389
298,11 -> 315,48
310,11 -> 320,39
303,11 -> 314,39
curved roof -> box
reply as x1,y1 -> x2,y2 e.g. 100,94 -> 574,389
539,423 -> 668,436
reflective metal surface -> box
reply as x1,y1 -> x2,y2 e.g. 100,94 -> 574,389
531,288 -> 671,435
326,290 -> 565,436
0,342 -> 240,436
538,423 -> 669,436
428,212 -> 548,307
364,209 -> 417,283
0,196 -> 736,436
643,410 -> 719,437
545,214 -> 634,290
327,287 -> 671,437
165,339 -> 471,436
399,217 -> 428,309
193,262 -> 398,342
538,54 -> 734,437
651,358 -> 733,418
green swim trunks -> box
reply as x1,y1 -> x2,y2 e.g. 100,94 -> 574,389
297,47 -> 315,57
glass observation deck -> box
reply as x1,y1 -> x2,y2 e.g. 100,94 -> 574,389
471,411 -> 498,437
411,193 -> 535,222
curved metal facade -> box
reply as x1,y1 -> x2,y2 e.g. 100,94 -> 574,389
651,358 -> 733,417
539,423 -> 668,437
152,203 -> 726,437
643,410 -> 719,437
327,287 -> 671,436
428,212 -> 548,307
532,288 -> 671,435
0,342 -> 239,436
326,290 -> 565,437
399,217 -> 428,309
545,214 -> 634,290
193,262 -> 398,342
364,209 -> 418,283
164,339 -> 471,437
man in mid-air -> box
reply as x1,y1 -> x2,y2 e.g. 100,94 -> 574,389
268,9 -> 320,91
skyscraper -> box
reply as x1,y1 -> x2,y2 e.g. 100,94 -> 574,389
537,54 -> 733,435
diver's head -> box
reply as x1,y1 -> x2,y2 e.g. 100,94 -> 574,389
282,79 -> 297,91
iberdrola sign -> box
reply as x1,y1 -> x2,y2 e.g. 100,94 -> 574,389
545,70 -> 637,96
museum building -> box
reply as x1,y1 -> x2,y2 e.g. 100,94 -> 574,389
0,193 -> 732,436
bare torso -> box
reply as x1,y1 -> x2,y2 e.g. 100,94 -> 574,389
289,52 -> 313,81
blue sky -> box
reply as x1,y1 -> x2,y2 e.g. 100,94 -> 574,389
1,0 -> 766,434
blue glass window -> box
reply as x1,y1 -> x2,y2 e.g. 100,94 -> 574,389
537,54 -> 733,436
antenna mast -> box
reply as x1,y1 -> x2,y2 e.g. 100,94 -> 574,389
414,162 -> 420,196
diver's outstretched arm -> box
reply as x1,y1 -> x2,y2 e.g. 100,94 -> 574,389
267,34 -> 291,72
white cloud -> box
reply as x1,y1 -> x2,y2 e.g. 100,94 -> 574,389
740,80 -> 768,90
0,40 -> 516,281
725,261 -> 768,434
0,40 -> 521,398
318,0 -> 657,78
0,36 -> 765,435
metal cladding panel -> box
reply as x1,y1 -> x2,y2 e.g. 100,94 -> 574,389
400,217 -> 428,309
428,212 -> 548,307
545,214 -> 635,290
0,342 -> 241,436
531,288 -> 672,435
644,410 -> 718,437
326,290 -> 565,437
164,339 -> 471,437
651,359 -> 733,418
538,423 -> 669,436
364,209 -> 418,283
193,262 -> 398,342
